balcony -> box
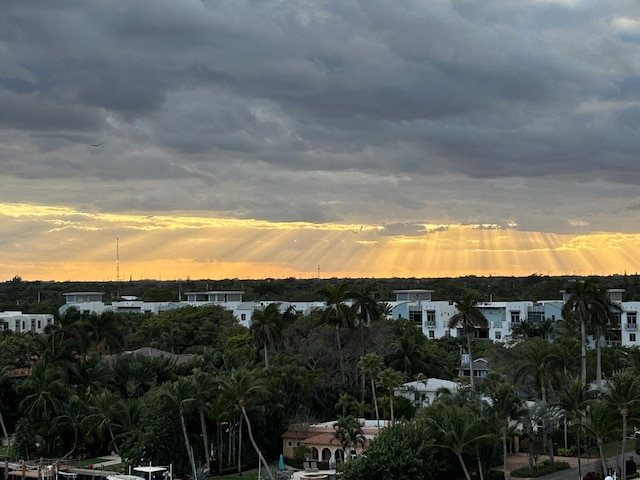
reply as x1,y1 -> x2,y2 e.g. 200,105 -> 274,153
626,323 -> 638,331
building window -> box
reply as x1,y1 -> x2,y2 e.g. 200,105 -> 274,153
428,330 -> 435,338
426,310 -> 436,327
288,441 -> 293,447
510,311 -> 520,323
409,308 -> 423,329
495,331 -> 502,340
631,334 -> 637,342
610,312 -> 622,326
241,313 -> 246,322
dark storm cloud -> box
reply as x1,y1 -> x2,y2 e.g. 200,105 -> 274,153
2,0 -> 640,233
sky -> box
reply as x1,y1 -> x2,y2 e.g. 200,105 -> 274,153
2,0 -> 640,282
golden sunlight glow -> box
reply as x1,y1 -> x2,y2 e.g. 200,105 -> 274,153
1,203 -> 639,281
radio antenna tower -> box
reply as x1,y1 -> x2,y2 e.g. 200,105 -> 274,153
116,235 -> 120,282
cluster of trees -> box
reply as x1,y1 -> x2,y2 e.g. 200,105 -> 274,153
1,278 -> 640,480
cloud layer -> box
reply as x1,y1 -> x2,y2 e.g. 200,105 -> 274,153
2,0 -> 640,279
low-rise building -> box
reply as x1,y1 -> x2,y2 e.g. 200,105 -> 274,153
281,419 -> 387,464
0,311 -> 54,334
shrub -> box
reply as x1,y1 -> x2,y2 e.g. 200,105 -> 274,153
557,446 -> 577,457
583,472 -> 603,480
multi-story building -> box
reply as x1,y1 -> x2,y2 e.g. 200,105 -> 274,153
0,311 -> 55,334
59,291 -> 326,328
57,287 -> 640,348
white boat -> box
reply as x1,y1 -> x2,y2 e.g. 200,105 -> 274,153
107,465 -> 171,480
106,475 -> 141,480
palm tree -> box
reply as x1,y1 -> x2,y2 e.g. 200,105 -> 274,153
358,353 -> 383,427
82,389 -> 125,457
386,333 -> 428,375
335,392 -> 357,417
317,282 -> 355,384
555,376 -> 590,479
333,415 -> 365,462
513,338 -> 558,403
349,285 -> 381,358
520,400 -> 553,470
250,302 -> 283,369
378,368 -> 404,424
160,378 -> 198,480
52,395 -> 87,459
428,402 -> 492,480
588,297 -> 621,392
217,368 -> 274,480
0,367 -> 11,457
113,354 -> 158,399
54,307 -> 91,357
18,360 -> 69,422
191,369 -> 214,472
582,398 -> 615,475
561,279 -> 609,387
485,381 -> 524,480
605,368 -> 640,480
448,292 -> 488,391
86,311 -> 127,355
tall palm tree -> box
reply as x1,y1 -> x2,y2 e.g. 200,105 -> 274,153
561,279 -> 609,387
0,367 -> 11,457
191,369 -> 214,472
317,281 -> 355,384
484,381 -> 524,480
588,297 -> 621,392
358,353 -> 383,427
217,368 -> 274,480
555,376 -> 590,479
378,368 -> 404,424
349,285 -> 381,358
582,398 -> 615,475
160,378 -> 198,480
52,395 -> 87,459
448,292 -> 488,391
605,368 -> 640,480
250,302 -> 283,369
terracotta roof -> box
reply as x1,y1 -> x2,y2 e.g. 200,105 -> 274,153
304,432 -> 340,447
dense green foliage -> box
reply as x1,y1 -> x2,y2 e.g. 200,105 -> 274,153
1,276 -> 640,479
341,420 -> 449,480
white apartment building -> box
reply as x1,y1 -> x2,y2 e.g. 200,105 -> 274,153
0,311 -> 55,334
57,288 -> 640,347
60,291 -> 326,328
